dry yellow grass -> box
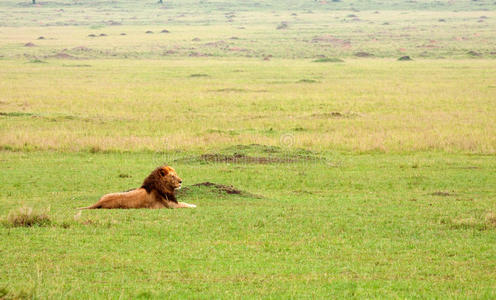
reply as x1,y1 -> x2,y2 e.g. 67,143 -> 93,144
1,58 -> 495,153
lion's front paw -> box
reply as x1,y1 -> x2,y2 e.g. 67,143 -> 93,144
179,202 -> 196,208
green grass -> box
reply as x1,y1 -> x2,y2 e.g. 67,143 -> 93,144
1,151 -> 495,298
1,0 -> 496,298
313,57 -> 345,63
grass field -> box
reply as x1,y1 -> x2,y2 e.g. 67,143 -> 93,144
1,151 -> 495,298
1,0 -> 496,299
1,59 -> 495,153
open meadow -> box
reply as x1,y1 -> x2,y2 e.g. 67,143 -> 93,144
1,0 -> 496,298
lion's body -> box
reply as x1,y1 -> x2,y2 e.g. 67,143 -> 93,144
79,166 -> 196,209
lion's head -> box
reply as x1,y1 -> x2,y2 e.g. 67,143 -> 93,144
141,166 -> 182,202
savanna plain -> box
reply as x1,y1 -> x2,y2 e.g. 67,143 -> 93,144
0,0 -> 496,298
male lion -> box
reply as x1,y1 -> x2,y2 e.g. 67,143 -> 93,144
79,166 -> 196,209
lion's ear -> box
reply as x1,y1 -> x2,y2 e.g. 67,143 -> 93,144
159,168 -> 167,177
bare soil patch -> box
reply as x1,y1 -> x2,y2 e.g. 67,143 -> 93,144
29,59 -> 47,63
311,111 -> 360,119
192,182 -> 242,194
210,88 -> 267,93
312,35 -> 350,47
204,40 -> 227,48
313,57 -> 344,62
355,51 -> 373,57
47,53 -> 77,59
62,64 -> 91,67
0,112 -> 35,117
277,22 -> 288,30
199,153 -> 298,164
189,52 -> 208,57
72,46 -> 91,51
224,144 -> 282,153
177,182 -> 263,198
189,73 -> 209,77
211,88 -> 247,92
431,191 -> 456,197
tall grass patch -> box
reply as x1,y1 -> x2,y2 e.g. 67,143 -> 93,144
2,207 -> 51,228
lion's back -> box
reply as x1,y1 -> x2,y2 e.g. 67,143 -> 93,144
98,188 -> 160,209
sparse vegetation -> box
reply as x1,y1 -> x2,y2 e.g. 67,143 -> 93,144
398,55 -> 412,61
3,207 -> 51,228
0,0 -> 495,298
313,57 -> 344,63
1,59 -> 494,153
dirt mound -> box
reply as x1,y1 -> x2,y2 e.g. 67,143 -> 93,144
311,35 -> 350,47
431,191 -> 456,197
277,22 -> 288,30
313,57 -> 344,63
37,36 -> 45,40
311,111 -> 360,119
398,55 -> 412,61
298,79 -> 317,83
204,40 -> 227,48
176,144 -> 324,165
72,46 -> 91,51
199,153 -> 297,164
189,52 -> 208,57
192,182 -> 242,194
47,53 -> 77,59
160,29 -> 170,33
24,42 -> 35,47
229,47 -> 248,52
354,51 -> 372,57
177,182 -> 262,198
189,73 -> 209,77
211,88 -> 247,92
224,144 -> 282,153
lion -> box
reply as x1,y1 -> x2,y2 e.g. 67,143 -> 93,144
78,166 -> 196,209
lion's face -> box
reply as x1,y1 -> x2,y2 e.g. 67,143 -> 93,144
159,166 -> 182,190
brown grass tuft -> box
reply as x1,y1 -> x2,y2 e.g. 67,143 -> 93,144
3,207 -> 51,228
485,212 -> 496,227
443,212 -> 496,231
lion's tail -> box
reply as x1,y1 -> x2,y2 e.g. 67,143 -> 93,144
77,203 -> 102,210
